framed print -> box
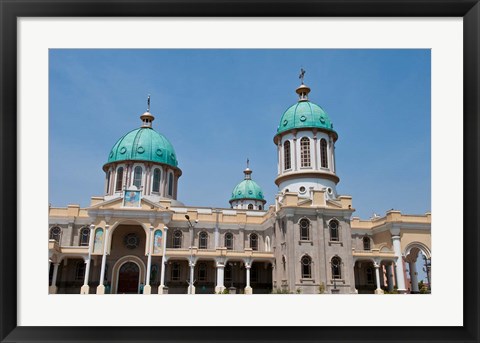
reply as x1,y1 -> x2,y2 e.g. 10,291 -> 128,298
1,1 -> 479,342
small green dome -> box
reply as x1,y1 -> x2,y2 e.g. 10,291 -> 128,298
277,101 -> 335,135
106,127 -> 178,167
230,179 -> 265,202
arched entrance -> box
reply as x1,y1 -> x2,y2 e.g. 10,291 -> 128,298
117,262 -> 140,294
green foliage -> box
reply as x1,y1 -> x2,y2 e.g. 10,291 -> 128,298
271,287 -> 292,294
383,287 -> 399,294
418,280 -> 429,294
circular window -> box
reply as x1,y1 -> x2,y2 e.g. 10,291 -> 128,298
299,186 -> 306,193
109,151 -> 113,158
300,219 -> 309,229
301,256 -> 311,265
237,190 -> 242,195
119,147 -> 127,154
300,115 -> 307,122
124,233 -> 140,249
248,190 -> 253,195
283,119 -> 288,126
327,187 -> 333,195
137,146 -> 145,154
329,221 -> 338,229
156,148 -> 163,156
319,116 -> 326,124
258,192 -> 262,197
171,153 -> 175,160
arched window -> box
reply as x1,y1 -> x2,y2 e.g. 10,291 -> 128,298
133,166 -> 143,188
300,137 -> 311,167
168,173 -> 174,196
171,262 -> 180,281
248,204 -> 254,210
173,230 -> 182,249
106,171 -> 111,193
363,236 -> 371,251
250,233 -> 258,251
301,255 -> 312,278
282,255 -> 287,272
75,261 -> 86,280
197,262 -> 207,281
258,205 -> 263,210
152,168 -> 161,193
331,256 -> 342,279
329,220 -> 339,241
115,167 -> 124,191
225,233 -> 233,250
320,138 -> 328,168
79,227 -> 90,246
199,231 -> 208,249
265,236 -> 271,251
284,141 -> 291,170
93,228 -> 104,253
49,226 -> 61,243
299,218 -> 310,240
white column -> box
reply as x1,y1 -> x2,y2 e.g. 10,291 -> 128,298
215,263 -> 225,293
244,263 -> 252,295
293,137 -> 298,171
49,262 -> 60,294
96,225 -> 109,294
391,234 -> 406,293
379,265 -> 385,289
158,226 -> 168,294
409,261 -> 419,293
188,261 -> 196,295
81,224 -> 95,294
214,228 -> 219,248
144,226 -> 154,295
386,262 -> 394,292
374,262 -> 384,294
277,144 -> 280,174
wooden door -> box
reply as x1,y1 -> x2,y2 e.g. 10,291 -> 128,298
117,262 -> 139,294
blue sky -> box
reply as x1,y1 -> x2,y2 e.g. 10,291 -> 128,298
49,49 -> 431,220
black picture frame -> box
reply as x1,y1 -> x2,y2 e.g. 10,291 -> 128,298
1,1 -> 478,342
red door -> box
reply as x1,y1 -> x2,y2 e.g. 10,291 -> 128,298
117,262 -> 140,294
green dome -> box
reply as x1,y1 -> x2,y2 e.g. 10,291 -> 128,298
106,127 -> 178,167
276,101 -> 336,135
230,179 -> 265,202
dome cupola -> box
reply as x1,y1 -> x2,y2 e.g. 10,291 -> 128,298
229,160 -> 266,211
102,96 -> 182,202
274,70 -> 340,199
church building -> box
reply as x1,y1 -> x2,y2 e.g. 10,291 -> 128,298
48,73 -> 431,295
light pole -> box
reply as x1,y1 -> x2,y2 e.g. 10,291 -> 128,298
185,215 -> 198,295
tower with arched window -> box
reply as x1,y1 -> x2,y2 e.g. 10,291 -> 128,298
272,73 -> 356,294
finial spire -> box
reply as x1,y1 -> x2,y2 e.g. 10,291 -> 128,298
140,94 -> 155,128
296,68 -> 311,102
299,68 -> 306,84
244,159 -> 252,180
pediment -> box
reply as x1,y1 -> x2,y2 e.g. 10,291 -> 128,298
88,196 -> 167,211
